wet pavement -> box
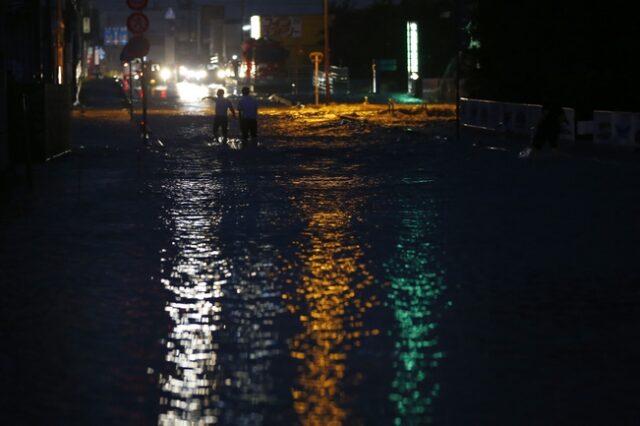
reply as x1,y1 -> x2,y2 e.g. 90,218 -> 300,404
1,80 -> 639,425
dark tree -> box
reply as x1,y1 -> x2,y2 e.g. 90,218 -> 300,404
469,0 -> 639,112
330,0 -> 459,90
330,1 -> 405,84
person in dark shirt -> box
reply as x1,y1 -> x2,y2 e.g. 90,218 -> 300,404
531,100 -> 566,153
203,88 -> 236,145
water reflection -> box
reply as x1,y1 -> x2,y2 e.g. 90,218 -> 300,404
157,151 -> 286,425
286,169 -> 376,426
385,204 -> 447,425
158,178 -> 228,425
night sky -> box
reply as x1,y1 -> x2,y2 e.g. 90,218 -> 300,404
97,0 -> 386,17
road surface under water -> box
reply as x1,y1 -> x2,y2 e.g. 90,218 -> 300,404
1,81 -> 639,425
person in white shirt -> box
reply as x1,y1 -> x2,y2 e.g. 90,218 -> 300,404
237,86 -> 259,148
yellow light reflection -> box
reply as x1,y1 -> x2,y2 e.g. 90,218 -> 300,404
287,171 -> 376,426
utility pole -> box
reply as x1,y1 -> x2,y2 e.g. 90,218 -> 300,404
240,0 -> 245,42
310,52 -> 323,105
323,0 -> 331,103
129,61 -> 134,120
141,58 -> 148,141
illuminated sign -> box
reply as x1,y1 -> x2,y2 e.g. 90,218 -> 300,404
104,26 -> 129,46
250,15 -> 261,39
82,17 -> 91,34
407,21 -> 419,80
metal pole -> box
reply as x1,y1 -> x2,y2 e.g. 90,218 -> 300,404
240,0 -> 245,43
323,0 -> 331,103
455,0 -> 461,141
314,58 -> 319,105
129,61 -> 134,120
141,58 -> 148,141
21,94 -> 33,190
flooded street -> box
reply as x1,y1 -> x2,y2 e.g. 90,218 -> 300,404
1,90 -> 639,425
151,110 -> 452,425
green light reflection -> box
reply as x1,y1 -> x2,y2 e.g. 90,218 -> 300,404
385,209 -> 446,425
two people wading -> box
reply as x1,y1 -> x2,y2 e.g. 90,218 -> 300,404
203,87 -> 259,148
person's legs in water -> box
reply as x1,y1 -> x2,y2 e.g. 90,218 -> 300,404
221,117 -> 229,144
548,130 -> 560,154
213,116 -> 223,143
248,119 -> 257,147
240,118 -> 249,146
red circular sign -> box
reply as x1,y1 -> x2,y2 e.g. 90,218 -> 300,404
123,35 -> 150,59
126,0 -> 148,10
127,12 -> 149,34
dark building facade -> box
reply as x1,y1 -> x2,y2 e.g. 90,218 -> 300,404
1,0 -> 88,194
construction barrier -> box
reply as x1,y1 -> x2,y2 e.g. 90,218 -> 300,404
593,110 -> 640,146
460,98 -> 575,142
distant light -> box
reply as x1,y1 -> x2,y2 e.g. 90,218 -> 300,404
232,55 -> 238,60
82,17 -> 91,34
242,24 -> 251,32
216,69 -> 226,79
160,68 -> 172,81
250,15 -> 261,39
176,81 -> 209,102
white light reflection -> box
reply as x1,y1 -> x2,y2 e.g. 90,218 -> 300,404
158,179 -> 230,426
176,82 -> 210,103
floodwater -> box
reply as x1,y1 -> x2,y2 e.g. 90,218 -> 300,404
152,116 -> 451,425
2,87 -> 639,425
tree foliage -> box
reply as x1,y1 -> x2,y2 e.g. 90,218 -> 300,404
468,0 -> 639,111
331,0 -> 639,111
330,0 -> 457,86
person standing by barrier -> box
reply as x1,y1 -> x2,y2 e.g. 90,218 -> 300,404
203,88 -> 236,145
237,86 -> 259,148
522,100 -> 567,157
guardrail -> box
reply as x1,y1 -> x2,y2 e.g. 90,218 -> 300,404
592,110 -> 640,147
461,98 -> 640,148
460,98 -> 575,142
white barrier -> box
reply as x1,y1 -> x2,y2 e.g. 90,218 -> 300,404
460,98 -> 501,130
460,98 -> 575,142
593,110 -> 638,145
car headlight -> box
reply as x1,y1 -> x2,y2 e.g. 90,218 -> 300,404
160,69 -> 172,81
